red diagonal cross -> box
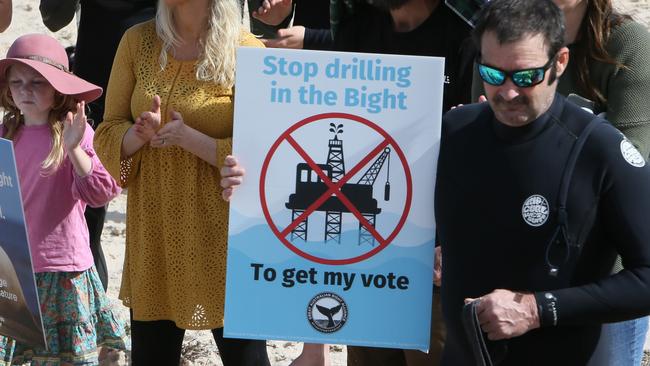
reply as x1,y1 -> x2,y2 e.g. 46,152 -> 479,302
280,134 -> 390,246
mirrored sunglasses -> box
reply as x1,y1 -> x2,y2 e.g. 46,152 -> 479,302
477,56 -> 555,88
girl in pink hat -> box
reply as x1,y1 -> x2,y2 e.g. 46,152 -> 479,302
0,34 -> 128,366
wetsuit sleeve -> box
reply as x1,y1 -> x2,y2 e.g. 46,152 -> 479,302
538,124 -> 650,326
303,28 -> 333,50
331,12 -> 358,52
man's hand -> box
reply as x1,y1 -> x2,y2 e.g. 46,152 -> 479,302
465,289 -> 540,340
252,0 -> 293,26
261,26 -> 305,49
450,95 -> 487,110
433,246 -> 442,286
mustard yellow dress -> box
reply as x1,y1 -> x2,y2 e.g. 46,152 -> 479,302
94,20 -> 262,329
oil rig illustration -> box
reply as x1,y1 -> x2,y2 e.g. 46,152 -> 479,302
285,123 -> 391,246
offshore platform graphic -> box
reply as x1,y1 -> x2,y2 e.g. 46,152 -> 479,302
285,123 -> 391,246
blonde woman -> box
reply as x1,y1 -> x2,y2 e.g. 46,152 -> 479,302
94,0 -> 269,364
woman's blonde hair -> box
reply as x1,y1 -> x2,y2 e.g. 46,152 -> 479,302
0,68 -> 76,175
156,0 -> 242,88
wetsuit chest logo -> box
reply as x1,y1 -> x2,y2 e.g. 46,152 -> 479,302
522,194 -> 549,227
620,139 -> 646,168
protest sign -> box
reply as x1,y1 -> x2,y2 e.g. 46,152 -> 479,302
225,48 -> 443,350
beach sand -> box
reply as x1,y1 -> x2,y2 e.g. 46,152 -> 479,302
1,0 -> 649,365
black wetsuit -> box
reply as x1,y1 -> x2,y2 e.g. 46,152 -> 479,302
435,94 -> 650,365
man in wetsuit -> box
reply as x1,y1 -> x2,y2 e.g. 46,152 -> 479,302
436,0 -> 650,365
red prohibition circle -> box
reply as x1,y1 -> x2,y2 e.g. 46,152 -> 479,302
259,112 -> 413,265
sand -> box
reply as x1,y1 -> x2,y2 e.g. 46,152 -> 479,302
1,0 -> 649,365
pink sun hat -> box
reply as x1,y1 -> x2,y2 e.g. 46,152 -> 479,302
0,34 -> 102,103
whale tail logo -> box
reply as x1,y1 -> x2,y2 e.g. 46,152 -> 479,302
316,304 -> 342,327
307,292 -> 348,333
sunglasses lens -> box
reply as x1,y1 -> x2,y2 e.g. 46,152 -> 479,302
478,64 -> 505,86
512,69 -> 545,87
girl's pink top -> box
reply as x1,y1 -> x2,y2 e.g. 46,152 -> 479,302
1,123 -> 121,272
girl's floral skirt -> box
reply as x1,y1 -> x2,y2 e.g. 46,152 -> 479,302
0,266 -> 129,366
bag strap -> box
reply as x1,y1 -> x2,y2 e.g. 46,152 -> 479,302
556,113 -> 602,231
462,300 -> 509,366
545,107 -> 602,277
462,300 -> 492,366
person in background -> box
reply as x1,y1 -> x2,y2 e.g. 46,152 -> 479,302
93,0 -> 270,364
335,0 -> 475,112
0,33 -> 127,366
553,0 -> 650,158
39,0 -> 157,293
250,0 -> 332,50
0,0 -> 11,32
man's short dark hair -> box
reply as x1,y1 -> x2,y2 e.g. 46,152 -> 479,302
472,0 -> 565,60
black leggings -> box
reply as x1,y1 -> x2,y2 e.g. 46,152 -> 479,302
130,317 -> 270,366
84,205 -> 108,290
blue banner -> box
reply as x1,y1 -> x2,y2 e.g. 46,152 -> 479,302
0,138 -> 45,347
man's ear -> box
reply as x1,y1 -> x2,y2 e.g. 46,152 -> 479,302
554,46 -> 570,77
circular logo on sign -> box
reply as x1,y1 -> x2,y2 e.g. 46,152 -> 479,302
307,292 -> 348,333
522,195 -> 549,227
620,140 -> 646,168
